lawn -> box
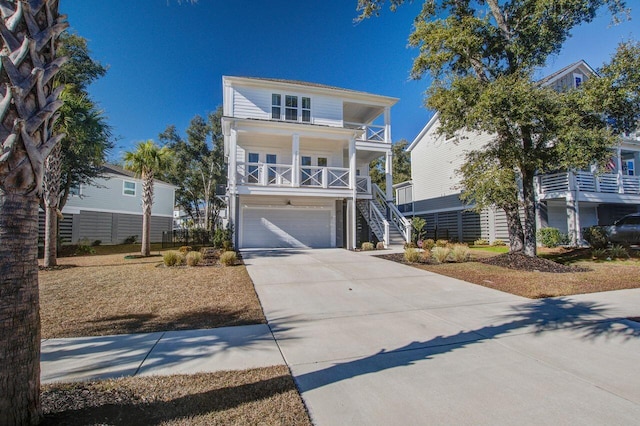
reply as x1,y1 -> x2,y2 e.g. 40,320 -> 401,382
380,247 -> 640,299
41,366 -> 311,426
39,250 -> 265,338
39,248 -> 312,425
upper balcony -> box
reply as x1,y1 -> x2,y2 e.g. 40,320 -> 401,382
235,161 -> 372,195
537,171 -> 640,200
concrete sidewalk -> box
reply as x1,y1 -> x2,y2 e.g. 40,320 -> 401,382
243,248 -> 640,425
41,324 -> 284,384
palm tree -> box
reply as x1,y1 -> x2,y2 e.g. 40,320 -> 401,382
124,140 -> 172,256
0,0 -> 67,423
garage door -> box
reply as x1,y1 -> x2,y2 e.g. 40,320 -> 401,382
241,208 -> 331,248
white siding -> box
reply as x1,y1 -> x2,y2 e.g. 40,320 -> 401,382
313,95 -> 342,127
411,122 -> 493,203
232,86 -> 270,120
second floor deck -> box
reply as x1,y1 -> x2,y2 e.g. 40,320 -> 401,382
537,171 -> 640,199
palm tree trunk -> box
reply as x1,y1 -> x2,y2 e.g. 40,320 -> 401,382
0,193 -> 41,425
44,143 -> 63,267
141,171 -> 154,256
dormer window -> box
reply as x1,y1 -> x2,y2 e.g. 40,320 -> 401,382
271,94 -> 311,123
574,73 -> 583,88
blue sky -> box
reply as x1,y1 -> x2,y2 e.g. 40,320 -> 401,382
61,1 -> 637,160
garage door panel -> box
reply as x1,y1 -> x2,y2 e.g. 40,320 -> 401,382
242,208 -> 331,248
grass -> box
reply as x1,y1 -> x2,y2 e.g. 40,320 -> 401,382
41,366 -> 312,425
39,250 -> 265,338
390,247 -> 640,299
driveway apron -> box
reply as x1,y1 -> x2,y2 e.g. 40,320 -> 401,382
243,248 -> 640,425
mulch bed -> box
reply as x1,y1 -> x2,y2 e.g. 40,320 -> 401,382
479,252 -> 590,273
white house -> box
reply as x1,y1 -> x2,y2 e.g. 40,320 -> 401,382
41,164 -> 177,245
221,76 -> 409,249
401,61 -> 640,244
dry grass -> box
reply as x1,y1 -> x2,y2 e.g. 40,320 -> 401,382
381,248 -> 640,299
39,251 -> 265,338
41,366 -> 312,425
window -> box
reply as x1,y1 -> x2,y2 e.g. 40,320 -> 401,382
271,94 -> 281,119
123,181 -> 136,196
302,97 -> 311,122
625,159 -> 635,176
285,95 -> 298,121
317,157 -> 327,167
301,156 -> 312,185
248,153 -> 259,183
574,73 -> 583,88
69,185 -> 81,197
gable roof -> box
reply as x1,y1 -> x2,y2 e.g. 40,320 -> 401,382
538,60 -> 598,87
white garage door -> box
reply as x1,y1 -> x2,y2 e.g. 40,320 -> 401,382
241,208 -> 331,248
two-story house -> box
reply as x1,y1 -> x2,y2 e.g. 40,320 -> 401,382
221,76 -> 409,249
401,61 -> 640,245
40,163 -> 177,245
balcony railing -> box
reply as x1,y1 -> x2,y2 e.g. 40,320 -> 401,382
538,171 -> 640,195
344,122 -> 388,143
237,162 -> 353,190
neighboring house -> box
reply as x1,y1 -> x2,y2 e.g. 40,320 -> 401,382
222,76 -> 409,249
40,164 -> 177,245
401,60 -> 640,244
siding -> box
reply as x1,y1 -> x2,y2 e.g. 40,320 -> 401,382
77,211 -> 113,244
413,194 -> 465,214
38,211 -> 74,245
411,123 -> 494,202
233,86 -> 270,119
313,95 -> 342,127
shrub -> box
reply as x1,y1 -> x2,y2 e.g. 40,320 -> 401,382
411,216 -> 426,242
179,246 -> 192,254
213,225 -> 234,249
450,244 -> 470,263
186,251 -> 202,266
220,251 -> 237,266
474,238 -> 488,246
422,239 -> 435,251
404,242 -> 417,249
609,244 -> 629,259
432,246 -> 451,263
361,242 -> 375,251
435,239 -> 449,248
537,227 -> 568,248
591,248 -> 608,260
222,240 -> 234,252
421,247 -> 432,261
91,240 -> 102,247
163,250 -> 183,267
491,239 -> 506,246
583,226 -> 609,249
376,241 -> 385,250
124,235 -> 137,244
404,247 -> 421,263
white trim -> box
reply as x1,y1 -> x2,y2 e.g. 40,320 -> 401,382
407,112 -> 440,152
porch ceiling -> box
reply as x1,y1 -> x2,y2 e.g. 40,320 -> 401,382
344,102 -> 384,124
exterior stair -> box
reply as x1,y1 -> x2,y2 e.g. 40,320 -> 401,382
356,184 -> 412,247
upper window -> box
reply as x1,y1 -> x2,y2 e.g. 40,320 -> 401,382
69,185 -> 81,197
271,94 -> 281,120
574,73 -> 583,88
123,181 -> 136,196
271,94 -> 311,123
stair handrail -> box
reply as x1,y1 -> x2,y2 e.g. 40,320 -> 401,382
368,200 -> 389,246
372,184 -> 412,243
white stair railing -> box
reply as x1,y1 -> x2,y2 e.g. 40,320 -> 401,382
372,184 -> 412,243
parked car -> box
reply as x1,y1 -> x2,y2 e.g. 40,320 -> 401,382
606,213 -> 640,245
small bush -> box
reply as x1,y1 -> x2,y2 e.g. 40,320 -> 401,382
163,250 -> 183,267
75,238 -> 95,255
220,251 -> 237,266
185,251 -> 202,266
91,240 -> 102,247
179,246 -> 192,254
435,239 -> 449,248
376,241 -> 385,250
537,227 -> 568,248
411,216 -> 426,242
583,226 -> 609,249
404,247 -> 421,263
421,247 -> 432,261
474,239 -> 488,246
491,239 -> 506,246
450,244 -> 470,263
222,240 -> 234,252
404,242 -> 417,249
591,248 -> 608,260
609,244 -> 629,259
124,235 -> 137,244
361,242 -> 375,251
422,239 -> 435,251
432,246 -> 451,263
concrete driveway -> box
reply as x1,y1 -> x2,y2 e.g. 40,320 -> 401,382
242,248 -> 640,425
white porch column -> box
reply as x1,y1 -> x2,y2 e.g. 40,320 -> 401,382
384,106 -> 391,144
349,136 -> 357,249
385,149 -> 393,202
292,134 -> 300,187
616,147 -> 624,194
229,128 -> 239,248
